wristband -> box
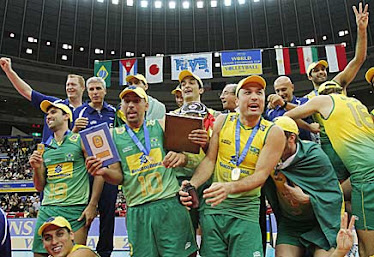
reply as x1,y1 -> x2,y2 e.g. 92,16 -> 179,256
282,101 -> 287,109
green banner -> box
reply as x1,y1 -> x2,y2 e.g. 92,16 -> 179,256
94,60 -> 112,87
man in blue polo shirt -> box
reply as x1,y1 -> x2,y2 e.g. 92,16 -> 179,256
0,57 -> 85,143
265,76 -> 315,141
72,76 -> 117,257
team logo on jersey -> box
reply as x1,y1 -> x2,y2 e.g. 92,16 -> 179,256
253,251 -> 261,257
69,134 -> 79,142
90,120 -> 98,125
230,115 -> 237,122
249,146 -> 260,155
126,148 -> 163,175
150,137 -> 159,147
122,146 -> 133,153
221,139 -> 231,145
47,162 -> 73,179
65,153 -> 74,162
229,155 -> 237,165
146,120 -> 156,126
115,127 -> 125,134
259,124 -> 266,131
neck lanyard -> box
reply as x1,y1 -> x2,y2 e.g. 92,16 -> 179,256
125,121 -> 151,156
235,118 -> 261,167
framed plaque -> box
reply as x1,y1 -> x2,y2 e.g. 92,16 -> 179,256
79,123 -> 120,167
164,113 -> 203,154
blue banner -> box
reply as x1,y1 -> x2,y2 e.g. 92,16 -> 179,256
220,50 -> 262,77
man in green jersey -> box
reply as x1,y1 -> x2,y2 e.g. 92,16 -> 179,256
29,101 -> 104,257
265,116 -> 342,257
86,86 -> 205,257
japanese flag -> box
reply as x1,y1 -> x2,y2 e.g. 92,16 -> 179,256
145,56 -> 163,84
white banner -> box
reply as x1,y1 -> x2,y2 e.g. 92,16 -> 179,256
171,52 -> 213,80
145,56 -> 163,84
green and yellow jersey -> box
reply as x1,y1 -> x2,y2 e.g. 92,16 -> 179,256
113,120 -> 180,207
323,94 -> 374,183
42,132 -> 89,206
204,113 -> 273,222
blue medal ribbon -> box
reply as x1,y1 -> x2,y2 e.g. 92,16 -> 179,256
125,121 -> 151,156
235,118 -> 261,167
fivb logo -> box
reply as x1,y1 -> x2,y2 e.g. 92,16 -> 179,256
174,58 -> 210,73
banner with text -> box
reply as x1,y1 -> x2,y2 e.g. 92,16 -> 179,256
171,53 -> 213,80
220,50 -> 262,77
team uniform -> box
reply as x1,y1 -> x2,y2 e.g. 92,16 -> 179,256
33,132 -> 89,254
200,113 -> 272,257
305,90 -> 349,180
322,94 -> 374,230
113,120 -> 197,257
74,102 -> 117,257
264,140 -> 342,251
265,96 -> 312,140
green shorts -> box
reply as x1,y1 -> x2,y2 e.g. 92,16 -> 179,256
351,182 -> 374,230
126,197 -> 198,257
200,214 -> 263,257
276,217 -> 334,251
32,205 -> 86,254
321,141 -> 349,181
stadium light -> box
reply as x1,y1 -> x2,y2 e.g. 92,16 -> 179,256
322,35 -> 327,40
95,48 -> 102,54
61,55 -> 68,61
215,63 -> 220,67
9,33 -> 15,38
111,50 -> 115,55
214,52 -> 220,57
169,1 -> 176,8
210,0 -> 217,7
253,0 -> 259,2
79,47 -> 84,51
182,1 -> 190,9
141,53 -> 146,57
28,37 -> 34,43
127,0 -> 134,6
155,0 -> 162,8
224,0 -> 231,6
26,48 -> 33,54
97,0 -> 104,3
46,41 -> 51,46
197,1 -> 204,8
112,0 -> 119,4
338,31 -> 345,37
290,42 -> 295,47
141,0 -> 148,7
238,0 -> 245,4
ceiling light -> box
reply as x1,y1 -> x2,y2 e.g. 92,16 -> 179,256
215,63 -> 220,67
141,0 -> 148,7
79,47 -> 84,51
182,1 -> 190,9
214,52 -> 220,57
111,50 -> 115,55
238,0 -> 245,4
141,53 -> 146,57
46,41 -> 51,46
28,37 -> 34,43
112,0 -> 119,4
61,55 -> 68,61
290,42 -> 295,47
155,0 -> 162,8
95,48 -> 101,54
169,1 -> 176,8
224,0 -> 231,6
211,0 -> 217,7
97,0 -> 104,3
253,0 -> 259,2
9,33 -> 15,38
197,1 -> 204,8
127,0 -> 134,6
26,48 -> 32,54
322,35 -> 327,40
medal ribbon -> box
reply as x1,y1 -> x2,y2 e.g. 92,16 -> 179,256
235,118 -> 261,167
125,121 -> 151,156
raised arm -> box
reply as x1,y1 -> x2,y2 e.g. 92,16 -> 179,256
0,57 -> 33,101
333,3 -> 368,90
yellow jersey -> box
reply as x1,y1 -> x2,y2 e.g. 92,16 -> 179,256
322,94 -> 374,183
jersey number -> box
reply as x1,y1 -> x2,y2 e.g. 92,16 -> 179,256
49,183 -> 68,200
346,103 -> 374,129
138,172 -> 163,197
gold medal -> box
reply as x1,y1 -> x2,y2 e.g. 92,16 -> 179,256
231,167 -> 241,181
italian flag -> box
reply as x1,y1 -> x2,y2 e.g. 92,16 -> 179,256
325,44 -> 347,73
297,46 -> 318,74
275,48 -> 291,75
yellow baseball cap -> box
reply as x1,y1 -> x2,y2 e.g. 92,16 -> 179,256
126,74 -> 147,85
119,86 -> 149,102
307,60 -> 328,76
178,70 -> 203,88
318,80 -> 342,95
235,75 -> 266,96
365,67 -> 374,84
40,100 -> 73,122
171,85 -> 182,95
38,216 -> 72,236
273,116 -> 299,135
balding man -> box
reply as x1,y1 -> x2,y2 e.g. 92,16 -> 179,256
265,76 -> 313,141
220,84 -> 237,113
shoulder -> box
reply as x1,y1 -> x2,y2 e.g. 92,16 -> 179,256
148,95 -> 165,107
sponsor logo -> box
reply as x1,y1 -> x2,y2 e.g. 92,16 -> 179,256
185,242 -> 191,250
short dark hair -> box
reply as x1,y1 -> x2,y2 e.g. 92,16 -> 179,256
284,131 -> 299,143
